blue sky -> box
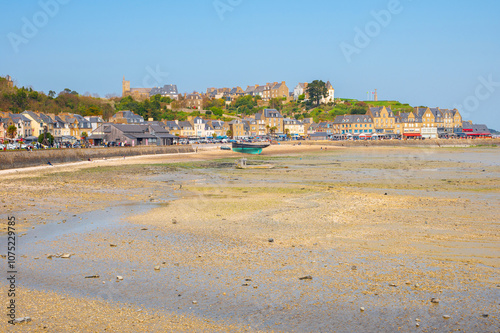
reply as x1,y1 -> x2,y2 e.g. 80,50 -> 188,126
1,0 -> 499,128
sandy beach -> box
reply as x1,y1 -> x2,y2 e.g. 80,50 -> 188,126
1,144 -> 499,332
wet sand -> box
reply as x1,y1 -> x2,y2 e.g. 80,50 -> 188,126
0,144 -> 499,332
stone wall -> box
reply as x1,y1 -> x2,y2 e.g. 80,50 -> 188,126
297,138 -> 500,148
0,145 -> 194,170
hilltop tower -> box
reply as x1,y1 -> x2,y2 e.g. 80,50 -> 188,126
374,89 -> 378,102
6,75 -> 13,88
122,76 -> 131,97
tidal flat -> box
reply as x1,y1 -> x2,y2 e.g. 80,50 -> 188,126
1,145 -> 499,332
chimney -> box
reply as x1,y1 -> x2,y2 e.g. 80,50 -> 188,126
282,81 -> 286,85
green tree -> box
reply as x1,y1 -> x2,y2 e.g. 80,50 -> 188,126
7,125 -> 17,139
86,106 -> 102,116
226,129 -> 233,138
269,97 -> 282,110
307,80 -> 327,106
48,90 -> 56,98
234,95 -> 256,111
351,106 -> 367,115
160,96 -> 173,104
210,106 -> 223,117
38,132 -> 54,145
298,94 -> 305,101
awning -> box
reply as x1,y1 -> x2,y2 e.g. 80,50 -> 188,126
466,133 -> 491,136
88,134 -> 105,139
404,133 -> 421,137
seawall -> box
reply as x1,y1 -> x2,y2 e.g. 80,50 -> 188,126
298,138 -> 500,148
0,145 -> 195,170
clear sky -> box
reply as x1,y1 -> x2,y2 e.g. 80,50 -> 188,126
1,0 -> 499,128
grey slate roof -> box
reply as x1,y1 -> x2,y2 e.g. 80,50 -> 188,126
149,84 -> 178,97
113,110 -> 144,123
462,123 -> 491,134
369,107 -> 394,117
263,109 -> 283,118
333,115 -> 372,124
164,121 -> 181,130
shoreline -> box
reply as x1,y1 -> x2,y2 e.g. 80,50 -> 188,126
1,139 -> 498,176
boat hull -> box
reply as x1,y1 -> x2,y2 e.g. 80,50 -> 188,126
232,147 -> 263,155
231,142 -> 270,155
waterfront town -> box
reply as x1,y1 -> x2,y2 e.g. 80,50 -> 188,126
0,75 -> 494,149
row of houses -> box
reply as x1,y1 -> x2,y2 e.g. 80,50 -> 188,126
0,110 -> 102,143
122,77 -> 336,108
1,106 -> 490,146
326,106 -> 468,138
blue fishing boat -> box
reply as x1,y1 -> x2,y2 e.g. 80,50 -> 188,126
231,142 -> 270,155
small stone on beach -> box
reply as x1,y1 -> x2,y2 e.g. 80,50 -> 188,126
299,275 -> 313,280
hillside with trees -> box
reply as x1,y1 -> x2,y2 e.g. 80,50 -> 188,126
0,77 -> 114,119
0,76 -> 416,123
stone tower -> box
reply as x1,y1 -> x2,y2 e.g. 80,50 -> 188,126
122,76 -> 130,97
374,89 -> 378,102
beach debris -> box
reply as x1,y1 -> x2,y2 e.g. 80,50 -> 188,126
388,283 -> 397,287
109,244 -> 117,247
154,266 -> 161,271
141,228 -> 148,231
405,280 -> 411,285
172,219 -> 177,224
299,275 -> 313,280
60,253 -> 72,259
360,307 -> 365,312
192,301 -> 198,305
443,315 -> 450,319
430,298 -> 440,304
414,283 -> 420,288
482,314 -> 489,318
268,238 -> 274,243
13,317 -> 31,324
242,283 -> 249,287
245,278 -> 252,281
351,265 -> 357,270
416,323 -> 420,327
85,275 -> 100,279
116,276 -> 123,281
